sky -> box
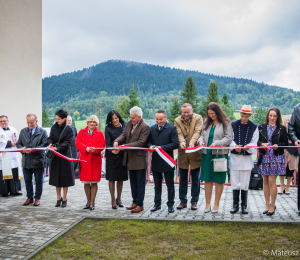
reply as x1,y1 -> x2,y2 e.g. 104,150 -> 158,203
43,0 -> 300,90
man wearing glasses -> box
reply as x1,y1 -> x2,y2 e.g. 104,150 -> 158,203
174,103 -> 203,210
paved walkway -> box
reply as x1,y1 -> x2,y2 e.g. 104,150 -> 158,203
0,179 -> 299,259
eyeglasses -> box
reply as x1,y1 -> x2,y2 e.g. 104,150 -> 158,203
88,121 -> 97,124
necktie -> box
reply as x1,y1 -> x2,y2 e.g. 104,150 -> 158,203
30,129 -> 33,137
131,125 -> 135,134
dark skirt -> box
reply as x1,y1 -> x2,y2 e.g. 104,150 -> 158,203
0,168 -> 21,195
105,151 -> 128,182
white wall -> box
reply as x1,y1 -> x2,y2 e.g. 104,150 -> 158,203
0,0 -> 42,132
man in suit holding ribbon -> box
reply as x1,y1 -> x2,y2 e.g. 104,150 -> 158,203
147,110 -> 179,213
114,106 -> 150,213
16,114 -> 48,206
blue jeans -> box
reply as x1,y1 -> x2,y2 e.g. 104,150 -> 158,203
153,170 -> 175,207
23,168 -> 44,200
129,169 -> 147,206
179,167 -> 200,203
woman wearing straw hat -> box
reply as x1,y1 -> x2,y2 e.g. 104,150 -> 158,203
229,105 -> 258,214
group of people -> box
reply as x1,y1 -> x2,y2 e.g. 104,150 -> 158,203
1,101 -> 300,217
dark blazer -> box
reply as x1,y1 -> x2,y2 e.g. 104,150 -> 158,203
114,118 -> 150,171
288,103 -> 300,144
16,125 -> 48,168
47,121 -> 75,187
257,124 -> 288,156
147,122 -> 179,172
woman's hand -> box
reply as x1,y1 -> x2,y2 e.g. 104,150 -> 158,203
209,142 -> 215,147
272,144 -> 278,150
235,145 -> 242,152
86,147 -> 91,153
261,143 -> 269,147
199,141 -> 205,147
91,147 -> 96,153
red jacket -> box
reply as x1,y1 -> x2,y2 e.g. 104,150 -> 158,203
75,127 -> 106,182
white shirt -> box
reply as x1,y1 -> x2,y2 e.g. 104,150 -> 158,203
229,127 -> 259,170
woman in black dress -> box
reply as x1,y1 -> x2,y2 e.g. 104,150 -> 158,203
105,110 -> 128,209
48,109 -> 75,208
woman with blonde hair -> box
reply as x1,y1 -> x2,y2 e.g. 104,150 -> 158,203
278,115 -> 298,195
76,115 -> 105,210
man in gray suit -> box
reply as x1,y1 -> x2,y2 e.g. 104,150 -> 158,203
16,114 -> 48,206
114,106 -> 150,213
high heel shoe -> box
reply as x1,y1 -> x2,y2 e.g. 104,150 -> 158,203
55,197 -> 62,207
116,199 -> 124,208
61,199 -> 67,208
90,204 -> 95,211
266,206 -> 276,216
83,203 -> 90,209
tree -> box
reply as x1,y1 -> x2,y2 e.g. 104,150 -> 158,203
199,80 -> 220,118
115,95 -> 130,119
180,76 -> 200,113
252,107 -> 269,125
42,109 -> 51,127
169,97 -> 181,125
73,111 -> 80,121
220,92 -> 235,121
127,83 -> 141,109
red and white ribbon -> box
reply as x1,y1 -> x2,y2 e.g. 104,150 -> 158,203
185,145 -> 300,154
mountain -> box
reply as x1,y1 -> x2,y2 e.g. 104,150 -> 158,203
42,60 -> 300,119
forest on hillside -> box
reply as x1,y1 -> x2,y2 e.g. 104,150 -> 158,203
42,60 -> 300,120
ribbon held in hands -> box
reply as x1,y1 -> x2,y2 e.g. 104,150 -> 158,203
185,145 -> 300,154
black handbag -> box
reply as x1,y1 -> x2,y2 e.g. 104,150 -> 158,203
46,124 -> 67,160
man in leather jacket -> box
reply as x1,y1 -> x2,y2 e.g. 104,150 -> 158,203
16,114 -> 48,206
288,103 -> 300,216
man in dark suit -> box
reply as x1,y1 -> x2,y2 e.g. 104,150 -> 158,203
114,106 -> 150,213
147,110 -> 179,213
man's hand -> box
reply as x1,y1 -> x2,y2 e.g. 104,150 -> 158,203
101,150 -> 106,159
189,143 -> 195,148
295,140 -> 300,146
11,140 -> 17,147
114,142 -> 118,147
272,144 -> 278,150
150,145 -> 156,149
180,141 -> 186,149
235,145 -> 242,152
199,141 -> 205,147
113,142 -> 120,154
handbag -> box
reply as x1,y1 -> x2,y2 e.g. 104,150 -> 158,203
212,149 -> 227,172
46,124 -> 68,160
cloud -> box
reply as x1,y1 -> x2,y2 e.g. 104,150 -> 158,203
42,0 -> 300,90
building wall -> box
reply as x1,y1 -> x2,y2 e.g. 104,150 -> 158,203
0,0 -> 42,132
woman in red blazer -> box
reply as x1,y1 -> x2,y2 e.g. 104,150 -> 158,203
75,115 -> 105,210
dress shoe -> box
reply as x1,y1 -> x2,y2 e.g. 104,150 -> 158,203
2,194 -> 10,197
168,206 -> 175,213
23,199 -> 34,205
211,209 -> 218,213
126,203 -> 137,210
191,202 -> 198,210
55,197 -> 62,207
176,202 -> 187,210
263,210 -> 269,214
11,192 -> 23,196
266,206 -> 276,216
61,200 -> 67,208
204,207 -> 211,213
34,199 -> 40,206
83,203 -> 90,209
298,211 -> 300,216
131,206 -> 144,213
90,204 -> 95,211
112,205 -> 118,209
150,205 -> 161,212
116,199 -> 124,207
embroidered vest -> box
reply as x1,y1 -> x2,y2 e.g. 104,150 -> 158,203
231,119 -> 257,156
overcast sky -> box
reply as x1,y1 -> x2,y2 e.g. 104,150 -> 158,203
43,0 -> 300,90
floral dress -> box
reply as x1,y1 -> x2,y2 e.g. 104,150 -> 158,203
258,125 -> 286,176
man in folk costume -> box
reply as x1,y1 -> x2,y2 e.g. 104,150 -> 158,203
0,115 -> 23,197
229,105 -> 258,214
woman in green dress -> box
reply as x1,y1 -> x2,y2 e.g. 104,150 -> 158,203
198,102 -> 233,213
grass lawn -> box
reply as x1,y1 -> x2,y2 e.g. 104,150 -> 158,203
32,219 -> 300,260
75,119 -> 105,131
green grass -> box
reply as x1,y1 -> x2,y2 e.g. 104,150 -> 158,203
75,119 -> 105,131
32,219 -> 300,260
